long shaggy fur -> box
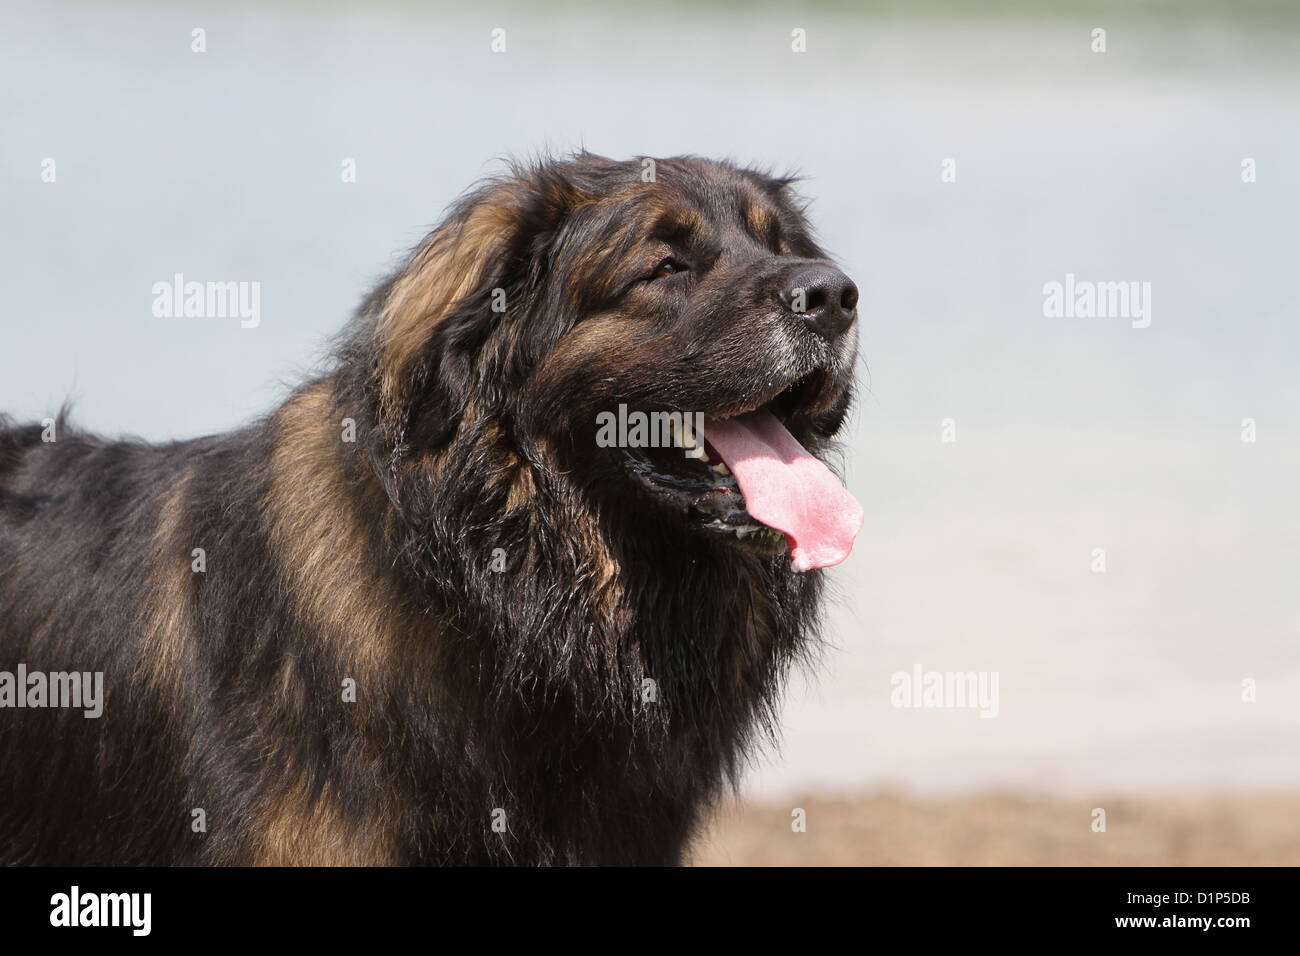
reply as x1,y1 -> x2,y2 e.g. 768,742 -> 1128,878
0,153 -> 855,865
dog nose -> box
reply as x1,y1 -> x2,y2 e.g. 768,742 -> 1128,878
778,265 -> 859,341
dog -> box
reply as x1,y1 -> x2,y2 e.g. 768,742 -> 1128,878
0,153 -> 862,865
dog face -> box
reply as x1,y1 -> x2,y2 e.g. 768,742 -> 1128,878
366,154 -> 860,566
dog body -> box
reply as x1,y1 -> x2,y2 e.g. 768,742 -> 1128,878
0,154 -> 859,865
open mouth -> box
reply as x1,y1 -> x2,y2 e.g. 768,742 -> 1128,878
618,368 -> 864,570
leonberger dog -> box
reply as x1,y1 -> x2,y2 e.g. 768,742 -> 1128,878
0,153 -> 862,865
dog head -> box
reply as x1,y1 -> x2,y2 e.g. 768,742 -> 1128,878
351,153 -> 861,570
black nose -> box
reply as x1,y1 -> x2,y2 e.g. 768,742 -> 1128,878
778,265 -> 859,341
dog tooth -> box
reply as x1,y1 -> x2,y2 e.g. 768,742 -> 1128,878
710,461 -> 730,475
676,421 -> 703,458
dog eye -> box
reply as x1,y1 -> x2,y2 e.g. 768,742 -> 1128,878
649,257 -> 688,280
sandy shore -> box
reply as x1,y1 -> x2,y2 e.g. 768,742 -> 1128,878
689,792 -> 1300,866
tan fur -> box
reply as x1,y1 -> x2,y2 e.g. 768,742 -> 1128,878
252,777 -> 393,866
744,200 -> 777,247
135,469 -> 197,712
265,385 -> 409,689
504,461 -> 534,513
254,385 -> 432,865
377,193 -> 521,417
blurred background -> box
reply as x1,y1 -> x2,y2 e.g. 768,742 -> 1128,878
3,0 -> 1298,864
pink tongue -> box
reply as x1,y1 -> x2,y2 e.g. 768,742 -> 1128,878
704,410 -> 863,570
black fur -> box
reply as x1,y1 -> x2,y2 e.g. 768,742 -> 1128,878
0,153 -> 857,865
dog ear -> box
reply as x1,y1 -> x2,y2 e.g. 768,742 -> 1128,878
367,158 -> 613,485
368,170 -> 572,459
372,183 -> 519,451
